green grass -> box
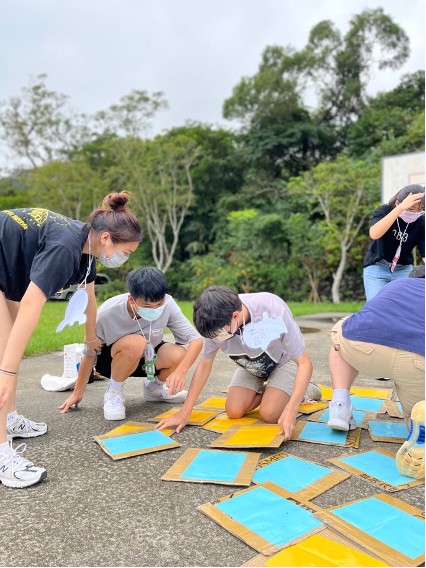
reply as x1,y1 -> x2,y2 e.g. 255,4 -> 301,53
25,299 -> 363,357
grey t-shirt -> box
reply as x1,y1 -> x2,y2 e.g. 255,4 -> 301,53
96,293 -> 201,347
203,292 -> 305,379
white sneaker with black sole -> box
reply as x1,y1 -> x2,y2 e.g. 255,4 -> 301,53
7,415 -> 48,439
103,389 -> 126,420
0,441 -> 47,488
143,379 -> 188,403
327,400 -> 357,431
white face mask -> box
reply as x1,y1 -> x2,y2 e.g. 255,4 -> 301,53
99,250 -> 129,268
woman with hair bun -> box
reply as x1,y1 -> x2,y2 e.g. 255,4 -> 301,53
363,183 -> 425,302
0,191 -> 142,488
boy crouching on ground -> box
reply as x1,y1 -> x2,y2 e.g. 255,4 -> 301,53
60,267 -> 202,420
157,286 -> 321,439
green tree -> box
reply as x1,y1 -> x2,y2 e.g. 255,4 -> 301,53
288,156 -> 380,303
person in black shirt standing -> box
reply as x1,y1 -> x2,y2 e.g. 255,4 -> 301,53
0,191 -> 142,488
363,184 -> 424,302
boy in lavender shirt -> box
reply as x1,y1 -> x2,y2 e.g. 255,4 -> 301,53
157,286 -> 321,439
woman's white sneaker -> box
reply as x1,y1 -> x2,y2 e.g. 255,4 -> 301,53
7,415 -> 48,439
103,389 -> 126,420
0,442 -> 47,488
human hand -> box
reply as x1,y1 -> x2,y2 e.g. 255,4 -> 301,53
155,409 -> 189,433
278,407 -> 298,441
165,370 -> 186,395
84,337 -> 104,354
397,192 -> 425,212
0,374 -> 17,409
59,392 -> 84,413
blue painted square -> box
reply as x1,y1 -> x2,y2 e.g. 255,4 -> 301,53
339,451 -> 414,487
101,430 -> 175,455
333,496 -> 424,558
253,456 -> 332,492
181,450 -> 247,481
349,396 -> 384,412
215,485 -> 322,546
299,422 -> 349,444
369,421 -> 408,440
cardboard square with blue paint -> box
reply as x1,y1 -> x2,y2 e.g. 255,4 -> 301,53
316,493 -> 424,566
291,421 -> 360,448
162,448 -> 260,486
95,429 -> 180,460
252,451 -> 349,500
368,420 -> 408,443
328,449 -> 423,492
198,485 -> 324,555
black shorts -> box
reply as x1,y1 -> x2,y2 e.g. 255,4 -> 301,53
94,341 -> 166,379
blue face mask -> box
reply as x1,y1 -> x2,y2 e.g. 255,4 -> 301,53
137,305 -> 165,322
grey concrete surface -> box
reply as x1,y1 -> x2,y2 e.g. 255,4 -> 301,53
0,314 -> 423,567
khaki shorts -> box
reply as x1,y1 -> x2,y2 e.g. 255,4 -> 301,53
331,318 -> 425,418
229,360 -> 297,397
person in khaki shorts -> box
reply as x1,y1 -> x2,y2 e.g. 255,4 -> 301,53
327,264 -> 425,431
156,286 -> 321,440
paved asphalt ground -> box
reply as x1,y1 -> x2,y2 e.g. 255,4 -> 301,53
0,314 -> 424,567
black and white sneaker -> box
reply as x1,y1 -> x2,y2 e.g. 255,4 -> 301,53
0,442 -> 47,488
7,415 -> 48,439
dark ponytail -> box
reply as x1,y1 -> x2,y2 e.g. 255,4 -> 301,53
88,191 -> 142,243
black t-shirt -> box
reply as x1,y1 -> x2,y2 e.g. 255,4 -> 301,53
0,208 -> 96,301
363,204 -> 425,268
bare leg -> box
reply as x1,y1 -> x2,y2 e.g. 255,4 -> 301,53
226,386 -> 262,418
258,387 -> 291,423
0,294 -> 18,443
110,334 -> 147,382
155,344 -> 186,382
329,346 -> 359,390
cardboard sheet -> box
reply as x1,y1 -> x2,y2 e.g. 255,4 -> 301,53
209,423 -> 284,449
328,449 -> 423,492
378,400 -> 405,419
196,396 -> 227,410
198,485 -> 324,555
252,451 -> 349,500
350,396 -> 386,412
367,420 -> 408,443
291,421 -> 360,448
162,448 -> 260,486
99,421 -> 174,438
94,429 -> 180,460
315,493 -> 424,566
297,401 -> 329,414
242,529 -> 389,566
201,412 -> 261,433
316,385 -> 393,401
147,407 -> 222,426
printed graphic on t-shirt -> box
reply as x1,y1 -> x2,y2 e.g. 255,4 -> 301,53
3,208 -> 71,229
230,352 -> 278,379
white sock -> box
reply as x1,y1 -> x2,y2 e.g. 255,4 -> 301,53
108,378 -> 123,392
332,389 -> 350,405
7,411 -> 18,425
0,441 -> 11,453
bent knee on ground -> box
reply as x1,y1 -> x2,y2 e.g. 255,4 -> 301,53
259,407 -> 282,423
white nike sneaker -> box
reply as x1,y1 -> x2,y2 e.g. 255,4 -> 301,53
143,379 -> 187,403
103,389 -> 126,421
328,400 -> 356,431
0,442 -> 47,488
7,415 -> 48,439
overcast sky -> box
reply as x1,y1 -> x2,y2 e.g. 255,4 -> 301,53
1,0 -> 424,143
